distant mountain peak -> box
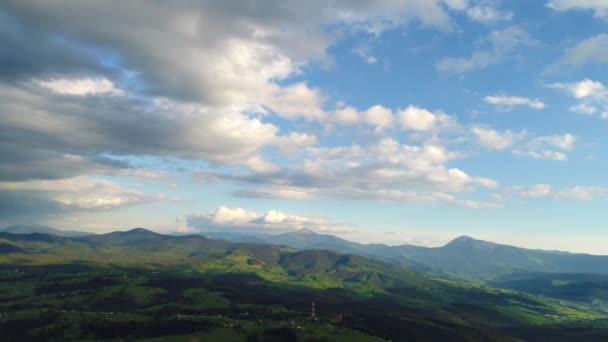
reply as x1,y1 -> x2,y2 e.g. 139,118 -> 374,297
123,228 -> 159,235
452,235 -> 475,243
294,228 -> 316,235
444,235 -> 498,250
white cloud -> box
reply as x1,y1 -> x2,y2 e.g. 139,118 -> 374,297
547,1 -> 608,19
398,106 -> 438,131
437,26 -> 537,73
266,82 -> 326,120
510,133 -> 574,161
501,184 -> 608,201
466,5 -> 512,22
331,104 -> 458,134
472,126 -> 524,150
507,184 -> 553,198
555,186 -> 608,200
234,187 -> 314,200
550,79 -> 608,118
550,79 -> 606,99
397,105 -> 457,131
333,106 -> 361,124
0,176 -> 165,210
442,0 -> 512,23
569,103 -> 598,114
186,206 -> 352,233
484,95 -> 545,110
35,77 -> 124,96
512,149 -> 568,161
529,133 -> 576,151
246,155 -> 280,173
364,105 -> 394,131
274,132 -> 318,153
207,137 -> 498,209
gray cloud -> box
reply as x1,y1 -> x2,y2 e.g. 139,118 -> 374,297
1,0 -> 455,104
0,82 -> 278,181
0,10 -> 115,83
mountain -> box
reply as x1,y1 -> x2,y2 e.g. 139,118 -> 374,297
213,229 -> 608,280
392,235 -> 608,279
1,229 -> 606,341
1,224 -> 92,237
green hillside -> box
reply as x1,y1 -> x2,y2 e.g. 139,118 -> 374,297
0,229 -> 607,341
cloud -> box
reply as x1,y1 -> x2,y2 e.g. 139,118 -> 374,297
0,0 -> 465,192
274,132 -> 318,154
550,79 -> 606,99
555,186 -> 608,200
529,133 -> 576,151
436,26 -> 537,74
472,126 -> 524,150
547,1 -> 608,19
328,104 -> 458,135
569,103 -> 598,114
245,155 -> 280,173
500,184 -> 607,201
233,187 -> 314,200
484,95 -> 545,110
186,206 -> 352,233
552,34 -> 608,71
364,105 -> 394,131
442,0 -> 512,23
512,149 -> 567,161
398,105 -> 457,131
550,79 -> 608,119
34,77 -> 124,96
0,176 -> 167,211
0,83 -> 279,182
333,105 -> 362,124
202,138 -> 498,208
443,0 -> 471,11
511,133 -> 575,161
353,45 -> 379,64
265,82 -> 326,121
466,5 -> 512,22
507,184 -> 553,198
0,0 -> 456,107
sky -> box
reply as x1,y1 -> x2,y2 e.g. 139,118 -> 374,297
1,0 -> 608,253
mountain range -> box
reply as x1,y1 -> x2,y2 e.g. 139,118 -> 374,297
205,229 -> 608,280
1,227 -> 607,341
6,225 -> 608,281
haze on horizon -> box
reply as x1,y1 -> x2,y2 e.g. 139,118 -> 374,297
1,1 -> 607,254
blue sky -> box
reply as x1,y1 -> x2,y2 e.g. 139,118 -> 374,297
1,1 -> 607,253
